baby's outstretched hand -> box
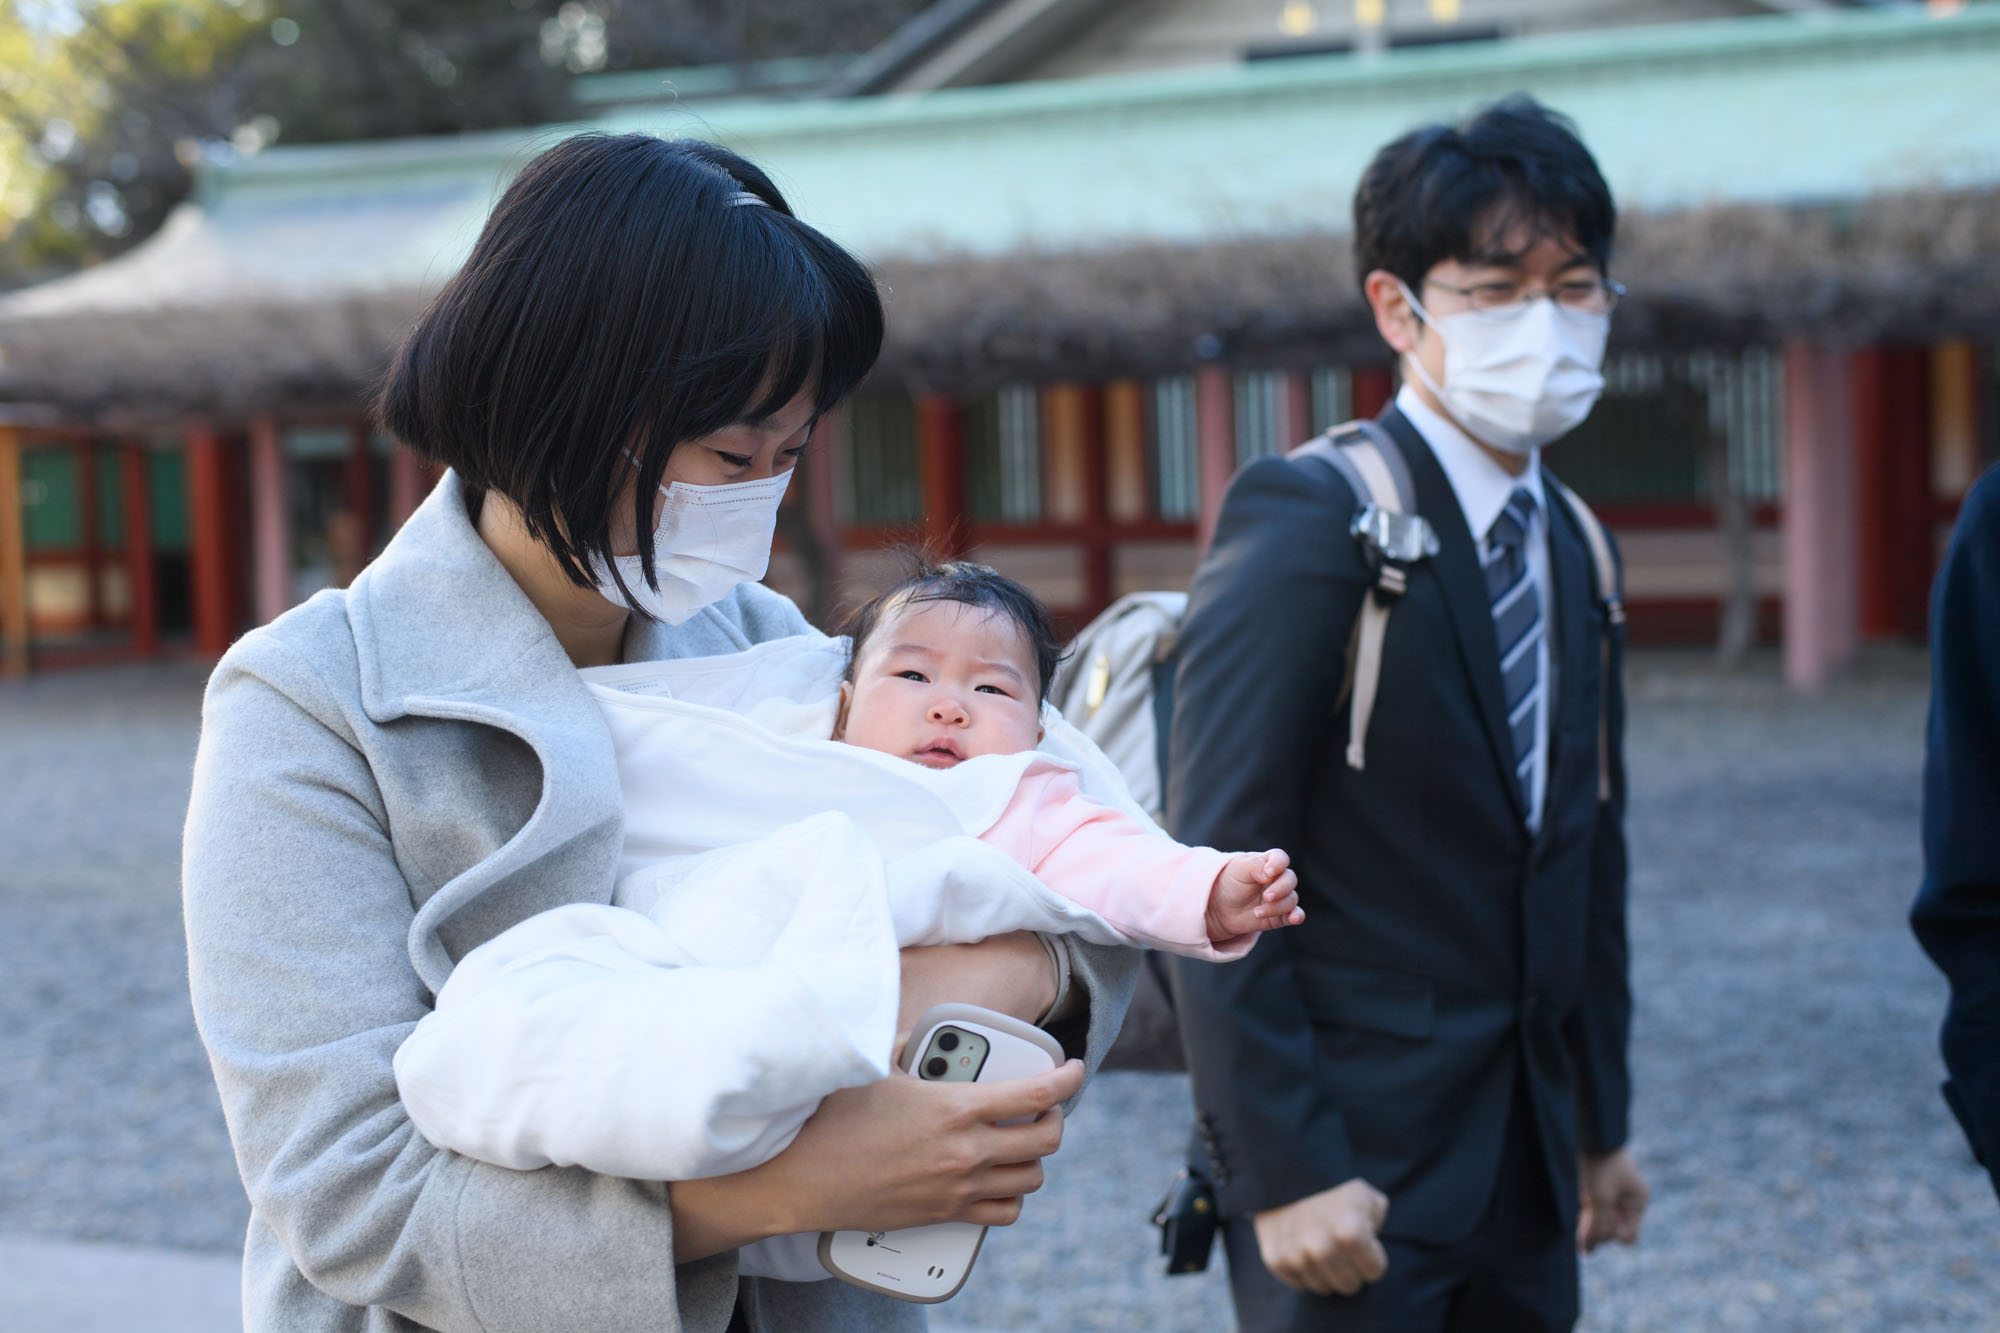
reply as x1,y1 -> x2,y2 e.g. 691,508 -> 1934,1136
1206,849 -> 1304,943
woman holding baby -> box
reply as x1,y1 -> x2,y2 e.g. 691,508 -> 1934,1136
181,133 -> 1137,1332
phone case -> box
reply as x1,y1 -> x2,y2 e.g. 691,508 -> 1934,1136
817,1003 -> 1064,1302
897,1003 -> 1065,1086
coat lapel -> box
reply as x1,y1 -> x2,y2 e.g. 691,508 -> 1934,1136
345,472 -> 625,992
1377,409 -> 1528,827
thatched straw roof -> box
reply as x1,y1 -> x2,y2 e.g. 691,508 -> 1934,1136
0,293 -> 416,425
867,188 -> 2000,392
1,188 -> 1994,422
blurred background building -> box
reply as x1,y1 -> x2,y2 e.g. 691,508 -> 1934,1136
0,0 -> 1994,687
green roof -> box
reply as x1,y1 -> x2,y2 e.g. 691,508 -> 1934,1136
6,4 -> 1997,317
598,4 -> 2000,261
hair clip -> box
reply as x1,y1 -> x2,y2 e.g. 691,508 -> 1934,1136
727,190 -> 766,208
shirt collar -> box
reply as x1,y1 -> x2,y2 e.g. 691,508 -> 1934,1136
1395,385 -> 1545,543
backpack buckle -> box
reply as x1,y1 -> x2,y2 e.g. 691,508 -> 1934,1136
1350,504 -> 1440,566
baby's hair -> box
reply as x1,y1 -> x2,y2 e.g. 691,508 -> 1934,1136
839,555 -> 1066,703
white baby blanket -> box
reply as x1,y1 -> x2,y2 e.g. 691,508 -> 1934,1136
394,633 -> 1153,1193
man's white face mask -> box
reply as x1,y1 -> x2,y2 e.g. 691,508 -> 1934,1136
1398,279 -> 1610,456
591,466 -> 793,624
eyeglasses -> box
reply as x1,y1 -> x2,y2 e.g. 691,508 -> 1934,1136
1422,276 -> 1625,322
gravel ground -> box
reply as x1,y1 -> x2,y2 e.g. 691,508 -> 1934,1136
2,650 -> 1994,1331
0,661 -> 244,1253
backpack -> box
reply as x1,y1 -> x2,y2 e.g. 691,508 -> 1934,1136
1052,419 -> 1625,1072
1052,590 -> 1188,824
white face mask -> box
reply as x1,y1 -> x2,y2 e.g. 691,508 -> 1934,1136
591,467 -> 793,624
1399,280 -> 1609,456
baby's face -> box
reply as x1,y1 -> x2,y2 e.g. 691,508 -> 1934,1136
835,598 -> 1043,769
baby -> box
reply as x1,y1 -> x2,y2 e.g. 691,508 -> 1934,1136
394,561 -> 1300,1284
832,558 -> 1302,952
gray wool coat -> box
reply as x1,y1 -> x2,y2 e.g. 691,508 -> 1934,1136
182,472 -> 1138,1333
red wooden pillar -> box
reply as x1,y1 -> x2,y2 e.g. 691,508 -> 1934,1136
388,443 -> 428,530
0,428 -> 28,678
219,432 -> 252,635
1352,365 -> 1395,420
1077,382 -> 1112,618
78,440 -> 104,630
811,404 -> 848,612
249,418 -> 292,627
1782,343 -> 1860,689
1853,345 -> 1934,642
1884,345 -> 1936,640
1195,367 -> 1235,554
916,394 -> 966,557
186,423 -> 235,657
1851,347 -> 1893,639
120,442 -> 158,658
347,421 -> 376,565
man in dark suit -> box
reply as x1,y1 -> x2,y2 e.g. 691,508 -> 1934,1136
1911,463 -> 2000,1204
1168,96 -> 1647,1331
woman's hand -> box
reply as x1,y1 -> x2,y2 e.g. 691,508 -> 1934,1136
778,1061 -> 1085,1234
898,931 -> 1058,1047
668,1059 -> 1086,1262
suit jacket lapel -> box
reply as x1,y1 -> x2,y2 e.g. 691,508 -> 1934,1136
1377,409 -> 1527,826
1541,487 -> 1597,806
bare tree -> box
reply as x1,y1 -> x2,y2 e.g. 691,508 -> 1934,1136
2,0 -> 930,286
591,0 -> 925,70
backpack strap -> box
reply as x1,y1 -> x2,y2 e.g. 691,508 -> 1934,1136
1294,419 -> 1417,517
1290,420 -> 1438,773
1544,475 -> 1626,803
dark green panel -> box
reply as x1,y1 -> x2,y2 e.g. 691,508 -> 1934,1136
962,394 -> 1003,522
150,448 -> 191,553
22,449 -> 81,551
846,396 -> 921,525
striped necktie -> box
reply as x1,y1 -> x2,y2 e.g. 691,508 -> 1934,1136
1485,488 -> 1542,815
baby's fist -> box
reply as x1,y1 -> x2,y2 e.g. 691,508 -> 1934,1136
1207,849 -> 1305,942
1248,850 -> 1303,929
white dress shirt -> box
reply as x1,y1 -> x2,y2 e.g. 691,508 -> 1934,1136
1395,386 -> 1555,833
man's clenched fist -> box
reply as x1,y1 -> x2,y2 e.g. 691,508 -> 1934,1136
1577,1147 -> 1648,1253
1251,1178 -> 1390,1297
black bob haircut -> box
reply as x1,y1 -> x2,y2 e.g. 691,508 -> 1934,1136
377,132 -> 884,603
839,556 -> 1067,705
1353,94 -> 1616,294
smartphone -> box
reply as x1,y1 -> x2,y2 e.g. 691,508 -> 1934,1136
818,1003 -> 1065,1303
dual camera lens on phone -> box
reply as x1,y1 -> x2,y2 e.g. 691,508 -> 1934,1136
921,1027 -> 967,1080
